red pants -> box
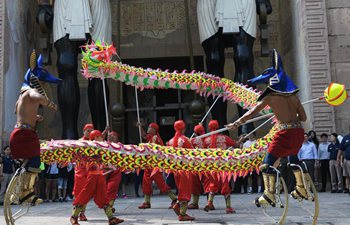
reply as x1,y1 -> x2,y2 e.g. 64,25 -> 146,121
73,174 -> 109,208
268,128 -> 304,157
10,128 -> 40,159
73,167 -> 87,197
174,173 -> 192,202
191,174 -> 202,195
203,174 -> 231,195
106,171 -> 122,201
142,169 -> 170,195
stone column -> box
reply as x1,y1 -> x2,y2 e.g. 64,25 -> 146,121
290,0 -> 335,134
0,0 -> 5,147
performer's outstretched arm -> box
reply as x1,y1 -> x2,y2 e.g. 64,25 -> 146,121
226,97 -> 269,130
296,97 -> 307,122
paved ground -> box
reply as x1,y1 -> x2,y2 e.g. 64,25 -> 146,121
0,192 -> 349,225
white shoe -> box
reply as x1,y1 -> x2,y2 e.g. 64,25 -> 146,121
247,187 -> 253,194
258,186 -> 262,193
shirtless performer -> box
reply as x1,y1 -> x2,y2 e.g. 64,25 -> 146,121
9,53 -> 60,205
226,49 -> 308,207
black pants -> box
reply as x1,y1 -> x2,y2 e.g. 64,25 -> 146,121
303,159 -> 315,182
320,159 -> 330,191
134,170 -> 144,197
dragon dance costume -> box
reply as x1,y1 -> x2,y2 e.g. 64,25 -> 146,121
9,53 -> 60,205
71,130 -> 123,225
203,120 -> 236,214
187,124 -> 205,209
71,123 -> 95,221
246,50 -> 307,207
138,123 -> 177,209
167,120 -> 195,221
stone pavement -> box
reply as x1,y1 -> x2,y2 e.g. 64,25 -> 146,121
0,192 -> 349,225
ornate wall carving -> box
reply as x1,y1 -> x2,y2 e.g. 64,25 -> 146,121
304,0 -> 335,134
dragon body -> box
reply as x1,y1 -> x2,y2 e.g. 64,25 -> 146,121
40,42 -> 278,178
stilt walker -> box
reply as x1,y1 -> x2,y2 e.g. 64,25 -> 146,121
137,123 -> 177,209
168,120 -> 195,221
226,49 -> 309,208
9,52 -> 60,206
203,120 -> 237,214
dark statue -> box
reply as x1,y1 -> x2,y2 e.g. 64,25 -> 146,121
37,0 -> 112,139
197,0 -> 272,134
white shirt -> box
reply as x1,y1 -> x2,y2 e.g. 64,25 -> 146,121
298,141 -> 318,160
318,142 -> 330,160
197,0 -> 257,43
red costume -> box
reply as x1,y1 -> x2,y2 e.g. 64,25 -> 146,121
167,120 -> 195,221
73,165 -> 109,208
187,124 -> 205,209
73,164 -> 88,197
73,124 -> 93,199
106,170 -> 122,202
142,127 -> 170,195
138,123 -> 177,209
203,120 -> 236,213
10,128 -> 40,159
268,128 -> 304,157
191,124 -> 205,149
71,130 -> 123,225
168,123 -> 193,202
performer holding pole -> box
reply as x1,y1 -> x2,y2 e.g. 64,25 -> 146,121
9,52 -> 60,205
203,120 -> 237,214
167,120 -> 195,221
188,124 -> 206,209
226,50 -> 308,207
136,122 -> 177,209
70,130 -> 124,225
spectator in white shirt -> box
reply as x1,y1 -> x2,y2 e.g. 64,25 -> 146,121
298,133 -> 318,181
318,133 -> 330,192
